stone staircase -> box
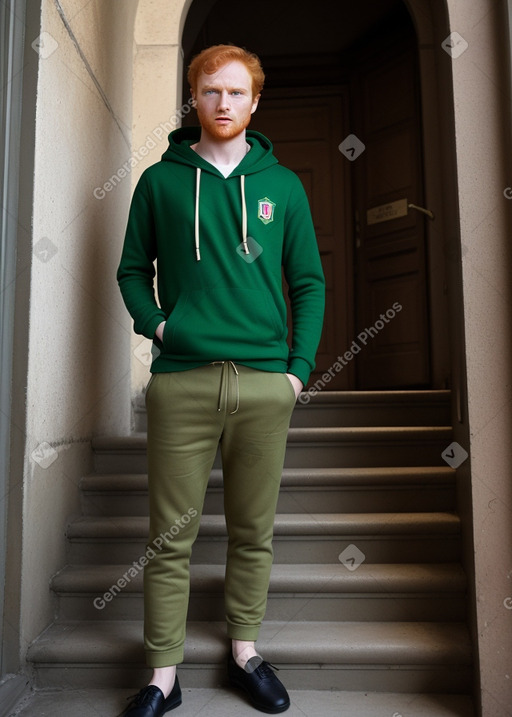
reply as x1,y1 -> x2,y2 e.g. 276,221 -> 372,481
26,390 -> 473,697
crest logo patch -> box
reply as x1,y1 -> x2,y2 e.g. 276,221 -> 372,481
257,197 -> 276,224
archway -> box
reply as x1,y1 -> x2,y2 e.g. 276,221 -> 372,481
179,0 -> 454,390
129,0 -> 512,713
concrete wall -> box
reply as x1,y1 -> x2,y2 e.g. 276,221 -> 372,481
447,2 -> 512,715
8,0 -> 137,666
130,0 -> 193,395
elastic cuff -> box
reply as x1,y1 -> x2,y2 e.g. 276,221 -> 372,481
143,312 -> 167,341
287,357 -> 311,387
227,623 -> 261,641
145,647 -> 184,668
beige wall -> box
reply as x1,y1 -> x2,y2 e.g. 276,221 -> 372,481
447,1 -> 512,715
130,0 -> 193,395
11,0 -> 137,663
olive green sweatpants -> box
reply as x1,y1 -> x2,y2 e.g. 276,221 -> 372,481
143,362 -> 296,667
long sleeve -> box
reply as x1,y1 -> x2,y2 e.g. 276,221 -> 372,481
282,176 -> 325,386
117,172 -> 167,340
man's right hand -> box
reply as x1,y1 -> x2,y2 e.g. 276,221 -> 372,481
155,321 -> 165,342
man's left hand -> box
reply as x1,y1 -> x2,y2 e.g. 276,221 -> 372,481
286,373 -> 303,399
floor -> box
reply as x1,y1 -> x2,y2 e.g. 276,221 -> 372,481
11,687 -> 474,717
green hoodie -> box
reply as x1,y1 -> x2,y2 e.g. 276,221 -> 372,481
117,127 -> 325,387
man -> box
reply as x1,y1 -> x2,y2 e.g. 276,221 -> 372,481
117,44 -> 325,716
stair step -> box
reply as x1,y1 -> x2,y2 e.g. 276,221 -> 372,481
134,389 -> 452,431
52,563 -> 467,622
67,512 -> 461,538
65,512 -> 461,565
293,390 -> 452,427
81,466 -> 456,515
9,687 -> 476,717
92,427 -> 453,472
26,619 -> 472,692
25,389 -> 472,698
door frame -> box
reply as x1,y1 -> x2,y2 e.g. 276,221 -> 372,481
180,1 -> 453,391
0,0 -> 26,680
0,0 -> 38,684
405,0 -> 454,390
173,0 -> 476,697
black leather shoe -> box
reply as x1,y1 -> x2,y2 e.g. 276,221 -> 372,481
122,677 -> 182,716
228,653 -> 290,714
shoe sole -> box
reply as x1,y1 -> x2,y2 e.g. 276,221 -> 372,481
163,695 -> 182,713
119,695 -> 182,716
229,676 -> 290,714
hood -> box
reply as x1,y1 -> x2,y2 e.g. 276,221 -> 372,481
161,126 -> 278,176
161,127 -> 278,261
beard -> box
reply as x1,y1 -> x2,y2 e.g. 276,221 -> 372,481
196,107 -> 252,141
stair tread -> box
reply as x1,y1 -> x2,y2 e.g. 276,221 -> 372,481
92,426 -> 452,453
81,466 -> 456,492
27,619 -> 472,665
66,512 -> 460,539
52,562 -> 467,594
300,389 -> 451,400
11,687 -> 475,717
298,389 -> 451,402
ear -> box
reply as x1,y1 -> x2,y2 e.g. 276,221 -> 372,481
251,93 -> 261,115
190,88 -> 197,108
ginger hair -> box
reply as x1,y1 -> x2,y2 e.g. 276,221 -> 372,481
188,44 -> 265,98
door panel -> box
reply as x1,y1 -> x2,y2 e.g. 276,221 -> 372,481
182,42 -> 429,390
352,42 -> 430,388
251,91 -> 353,388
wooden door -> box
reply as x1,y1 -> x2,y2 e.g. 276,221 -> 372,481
351,40 -> 430,388
251,89 -> 353,389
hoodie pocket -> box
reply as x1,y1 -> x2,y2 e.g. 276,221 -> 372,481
162,293 -> 190,349
162,287 -> 285,359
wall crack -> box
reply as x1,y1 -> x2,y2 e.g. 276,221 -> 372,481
53,0 -> 130,148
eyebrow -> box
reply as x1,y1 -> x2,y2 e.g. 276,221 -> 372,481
201,84 -> 248,93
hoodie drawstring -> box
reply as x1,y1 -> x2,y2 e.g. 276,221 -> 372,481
195,168 -> 201,261
194,170 -> 249,261
240,174 -> 249,255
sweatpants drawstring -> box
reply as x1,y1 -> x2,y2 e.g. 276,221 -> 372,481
211,361 -> 240,414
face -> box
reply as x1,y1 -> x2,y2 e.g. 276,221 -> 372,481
191,60 -> 260,142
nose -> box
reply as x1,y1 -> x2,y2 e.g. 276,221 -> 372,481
217,90 -> 230,111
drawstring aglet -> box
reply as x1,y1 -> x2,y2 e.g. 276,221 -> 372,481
242,239 -> 249,255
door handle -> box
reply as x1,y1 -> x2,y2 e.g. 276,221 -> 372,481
408,203 -> 434,220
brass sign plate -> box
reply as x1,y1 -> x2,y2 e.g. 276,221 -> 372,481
367,198 -> 408,226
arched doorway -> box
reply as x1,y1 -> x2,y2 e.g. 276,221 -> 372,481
180,0 -> 451,390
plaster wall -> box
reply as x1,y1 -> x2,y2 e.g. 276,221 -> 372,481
17,0 -> 137,659
445,1 -> 512,715
130,0 -> 193,395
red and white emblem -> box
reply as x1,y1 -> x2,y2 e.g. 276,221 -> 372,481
257,197 -> 276,224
